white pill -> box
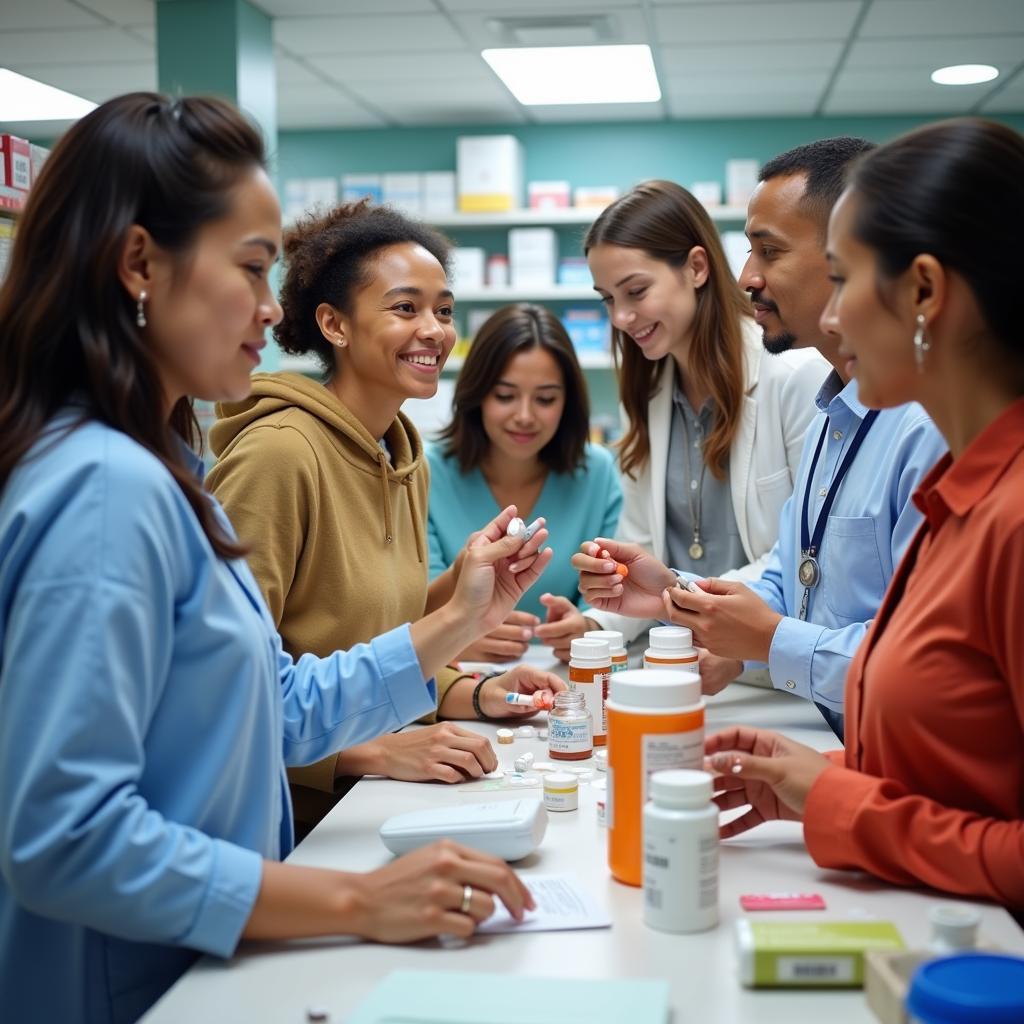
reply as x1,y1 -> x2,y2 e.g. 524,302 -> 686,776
538,728 -> 548,740
515,725 -> 537,739
506,517 -> 526,537
531,761 -> 556,772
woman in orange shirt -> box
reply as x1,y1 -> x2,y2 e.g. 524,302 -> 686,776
704,118 -> 1024,910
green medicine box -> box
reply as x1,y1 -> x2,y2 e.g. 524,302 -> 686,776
736,920 -> 906,988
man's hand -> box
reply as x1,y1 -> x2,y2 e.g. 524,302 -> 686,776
662,577 -> 782,663
456,610 -> 539,663
697,649 -> 744,696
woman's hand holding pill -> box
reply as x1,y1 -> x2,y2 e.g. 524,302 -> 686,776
450,521 -> 553,636
703,727 -> 832,839
572,538 -> 677,619
347,840 -> 534,943
475,664 -> 566,719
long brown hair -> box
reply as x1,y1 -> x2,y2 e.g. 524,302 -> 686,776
438,303 -> 590,474
0,92 -> 266,558
584,180 -> 749,480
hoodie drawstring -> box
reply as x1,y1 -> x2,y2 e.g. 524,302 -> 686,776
404,476 -> 426,564
377,450 -> 395,547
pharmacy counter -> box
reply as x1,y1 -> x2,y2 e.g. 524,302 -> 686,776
143,657 -> 1024,1023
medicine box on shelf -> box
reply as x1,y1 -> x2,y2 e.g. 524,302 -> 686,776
457,135 -> 523,213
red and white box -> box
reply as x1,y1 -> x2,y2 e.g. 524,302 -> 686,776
1,135 -> 31,192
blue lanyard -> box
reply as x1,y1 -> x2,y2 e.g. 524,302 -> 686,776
798,409 -> 879,607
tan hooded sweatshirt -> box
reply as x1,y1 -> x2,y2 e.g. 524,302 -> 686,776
207,372 -> 463,828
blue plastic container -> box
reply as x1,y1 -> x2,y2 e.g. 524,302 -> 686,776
906,953 -> 1024,1023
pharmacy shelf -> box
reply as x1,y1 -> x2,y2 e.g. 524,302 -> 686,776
430,205 -> 747,228
277,351 -> 614,376
0,185 -> 25,217
455,285 -> 597,302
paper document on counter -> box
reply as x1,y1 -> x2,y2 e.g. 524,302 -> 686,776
478,874 -> 611,933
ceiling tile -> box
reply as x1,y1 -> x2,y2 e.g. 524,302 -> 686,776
273,14 -> 456,55
660,39 -> 843,75
669,93 -> 819,117
277,89 -> 387,129
860,0 -> 1024,38
979,77 -> 1024,113
0,27 -> 152,64
653,2 -> 860,43
258,0 -> 431,13
528,101 -> 666,122
306,51 -> 486,84
275,51 -> 324,87
844,36 -> 1024,72
824,84 -> 981,115
73,0 -> 154,25
378,99 -> 526,126
0,0 -> 105,31
7,60 -> 156,102
347,77 -> 516,107
666,69 -> 830,98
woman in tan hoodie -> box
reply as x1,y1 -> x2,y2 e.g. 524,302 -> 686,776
208,201 -> 563,835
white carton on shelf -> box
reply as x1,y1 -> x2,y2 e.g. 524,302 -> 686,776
422,171 -> 456,215
726,159 -> 759,207
451,247 -> 486,289
457,135 -> 523,213
691,180 -> 723,207
529,180 -> 570,209
342,173 -> 382,204
383,173 -> 422,216
509,227 -> 557,288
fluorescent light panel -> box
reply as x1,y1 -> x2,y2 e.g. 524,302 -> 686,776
930,64 -> 999,86
0,68 -> 97,121
482,45 -> 661,105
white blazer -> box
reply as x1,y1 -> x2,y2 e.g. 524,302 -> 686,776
590,320 -> 829,643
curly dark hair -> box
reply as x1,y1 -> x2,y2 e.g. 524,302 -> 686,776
274,200 -> 452,373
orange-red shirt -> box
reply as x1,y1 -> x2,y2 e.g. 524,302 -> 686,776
804,398 -> 1024,908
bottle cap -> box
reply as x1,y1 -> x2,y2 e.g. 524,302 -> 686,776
609,668 -> 701,709
929,903 -> 982,952
594,748 -> 608,771
570,637 -> 610,662
584,629 -> 626,654
648,625 -> 694,650
649,769 -> 713,808
907,954 -> 1024,1023
544,771 -> 579,791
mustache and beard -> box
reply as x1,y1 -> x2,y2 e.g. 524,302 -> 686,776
749,290 -> 796,354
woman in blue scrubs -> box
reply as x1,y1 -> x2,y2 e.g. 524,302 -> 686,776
0,93 -> 536,1024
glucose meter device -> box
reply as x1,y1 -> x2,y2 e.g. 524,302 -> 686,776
379,799 -> 547,861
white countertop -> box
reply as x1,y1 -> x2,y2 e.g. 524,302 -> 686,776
143,653 -> 1024,1023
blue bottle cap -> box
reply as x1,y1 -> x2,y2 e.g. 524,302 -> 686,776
906,953 -> 1024,1023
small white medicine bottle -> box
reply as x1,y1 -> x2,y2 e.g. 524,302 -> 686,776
642,769 -> 718,934
643,626 -> 699,672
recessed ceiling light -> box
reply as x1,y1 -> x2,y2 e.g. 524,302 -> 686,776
482,45 -> 661,105
0,68 -> 97,121
930,64 -> 999,86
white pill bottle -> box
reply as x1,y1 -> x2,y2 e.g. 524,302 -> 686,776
642,769 -> 719,933
643,626 -> 699,672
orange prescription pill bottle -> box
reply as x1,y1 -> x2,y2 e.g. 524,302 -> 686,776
643,626 -> 699,671
584,629 -> 628,674
569,637 -> 612,746
606,669 -> 704,886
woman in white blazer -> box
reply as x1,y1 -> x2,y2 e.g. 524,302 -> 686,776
538,180 -> 827,655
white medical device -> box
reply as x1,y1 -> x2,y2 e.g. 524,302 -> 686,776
379,799 -> 547,861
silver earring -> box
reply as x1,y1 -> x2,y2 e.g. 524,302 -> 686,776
913,313 -> 929,372
136,290 -> 147,328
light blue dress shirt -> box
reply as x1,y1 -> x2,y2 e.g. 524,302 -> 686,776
0,416 -> 437,1024
426,442 -> 622,621
743,372 -> 947,713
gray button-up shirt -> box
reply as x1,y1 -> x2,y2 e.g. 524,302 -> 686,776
665,373 -> 745,576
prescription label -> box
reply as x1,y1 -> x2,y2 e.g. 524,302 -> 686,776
569,668 -> 610,740
548,717 -> 591,758
641,731 -> 703,802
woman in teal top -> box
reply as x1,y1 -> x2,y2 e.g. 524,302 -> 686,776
428,304 -> 622,662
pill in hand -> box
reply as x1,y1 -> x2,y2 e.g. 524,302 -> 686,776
507,517 -> 526,537
615,563 -> 628,578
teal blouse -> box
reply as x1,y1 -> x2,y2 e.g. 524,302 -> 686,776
426,442 -> 622,620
